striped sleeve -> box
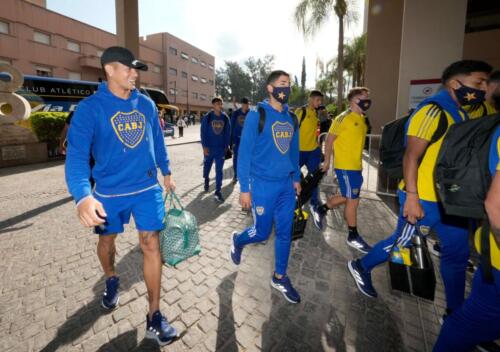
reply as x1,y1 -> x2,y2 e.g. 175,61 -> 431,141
328,112 -> 348,135
406,104 -> 442,141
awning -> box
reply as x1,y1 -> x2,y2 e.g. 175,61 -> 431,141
158,104 -> 179,113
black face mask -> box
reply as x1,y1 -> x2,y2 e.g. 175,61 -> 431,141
454,81 -> 486,106
357,99 -> 372,111
492,93 -> 500,112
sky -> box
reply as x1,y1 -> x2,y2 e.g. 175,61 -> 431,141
47,0 -> 365,88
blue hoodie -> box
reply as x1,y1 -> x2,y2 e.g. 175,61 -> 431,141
237,100 -> 300,193
65,82 -> 170,203
200,111 -> 231,150
230,107 -> 249,146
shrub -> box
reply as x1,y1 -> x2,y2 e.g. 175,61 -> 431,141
29,112 -> 68,150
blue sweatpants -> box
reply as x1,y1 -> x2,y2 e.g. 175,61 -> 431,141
234,176 -> 296,275
232,143 -> 239,180
299,147 -> 322,206
360,191 -> 469,311
203,148 -> 225,192
433,267 -> 500,352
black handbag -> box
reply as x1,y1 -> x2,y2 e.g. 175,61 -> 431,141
388,231 -> 436,301
291,196 -> 308,241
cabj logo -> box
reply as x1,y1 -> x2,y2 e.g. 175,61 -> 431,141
238,115 -> 246,127
272,121 -> 293,154
111,110 -> 146,148
211,120 -> 225,135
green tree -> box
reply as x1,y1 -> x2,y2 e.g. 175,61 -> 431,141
226,61 -> 252,101
245,55 -> 275,103
215,67 -> 230,100
294,0 -> 358,113
343,33 -> 366,88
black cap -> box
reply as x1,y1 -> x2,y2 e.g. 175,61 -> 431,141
101,46 -> 148,71
240,97 -> 249,104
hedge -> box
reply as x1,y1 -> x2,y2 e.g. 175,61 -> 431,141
29,112 -> 68,150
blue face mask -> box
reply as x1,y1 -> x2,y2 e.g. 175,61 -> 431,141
271,86 -> 291,104
454,81 -> 486,106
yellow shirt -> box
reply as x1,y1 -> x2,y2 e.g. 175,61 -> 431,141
474,228 -> 500,271
464,101 -> 496,119
329,110 -> 368,171
297,106 -> 319,151
399,104 -> 466,202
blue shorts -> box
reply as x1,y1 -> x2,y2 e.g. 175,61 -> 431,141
93,185 -> 165,235
334,169 -> 363,199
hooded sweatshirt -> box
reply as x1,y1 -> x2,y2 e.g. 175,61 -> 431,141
65,82 -> 170,203
200,111 -> 231,150
237,100 -> 300,193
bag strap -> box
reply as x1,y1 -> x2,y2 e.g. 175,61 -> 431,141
164,191 -> 184,211
258,106 -> 265,134
299,106 -> 307,128
296,195 -> 304,221
480,217 -> 494,284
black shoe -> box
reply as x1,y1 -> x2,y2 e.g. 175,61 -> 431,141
214,192 -> 224,203
232,177 -> 238,184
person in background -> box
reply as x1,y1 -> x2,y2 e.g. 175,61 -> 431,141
230,97 -> 250,184
177,114 -> 187,137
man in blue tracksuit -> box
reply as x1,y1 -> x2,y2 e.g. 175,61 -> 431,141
65,47 -> 178,346
201,97 -> 231,202
230,97 -> 250,184
230,70 -> 302,304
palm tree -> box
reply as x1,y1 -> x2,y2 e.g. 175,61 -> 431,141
343,33 -> 366,88
294,0 -> 358,112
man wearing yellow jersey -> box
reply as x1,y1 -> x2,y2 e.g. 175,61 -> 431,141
347,60 -> 492,312
297,90 -> 324,223
318,87 -> 372,253
464,70 -> 499,118
434,123 -> 500,352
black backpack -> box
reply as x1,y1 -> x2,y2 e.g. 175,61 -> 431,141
379,103 -> 448,179
435,114 -> 500,284
257,106 -> 298,134
435,114 -> 500,219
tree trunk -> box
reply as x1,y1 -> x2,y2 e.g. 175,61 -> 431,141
337,14 -> 344,112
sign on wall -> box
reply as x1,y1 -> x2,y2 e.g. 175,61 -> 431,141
409,79 -> 442,110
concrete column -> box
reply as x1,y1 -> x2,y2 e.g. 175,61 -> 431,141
364,0 -> 405,134
115,0 -> 140,85
395,0 -> 467,117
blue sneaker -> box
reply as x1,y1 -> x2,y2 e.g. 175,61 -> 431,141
310,204 -> 325,231
101,276 -> 120,310
230,231 -> 242,265
270,274 -> 301,304
146,311 -> 179,346
347,260 -> 377,298
346,234 -> 372,254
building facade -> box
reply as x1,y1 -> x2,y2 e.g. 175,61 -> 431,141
0,0 -> 215,115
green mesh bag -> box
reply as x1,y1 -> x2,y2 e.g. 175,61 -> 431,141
160,192 -> 201,266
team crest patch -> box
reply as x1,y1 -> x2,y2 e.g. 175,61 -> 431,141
418,225 -> 430,235
352,188 -> 360,195
111,110 -> 146,148
238,115 -> 246,127
256,206 -> 265,216
211,120 -> 225,135
272,121 -> 294,154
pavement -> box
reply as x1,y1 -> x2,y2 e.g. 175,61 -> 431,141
0,141 -> 467,352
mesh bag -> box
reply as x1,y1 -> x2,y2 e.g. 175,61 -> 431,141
160,192 -> 201,266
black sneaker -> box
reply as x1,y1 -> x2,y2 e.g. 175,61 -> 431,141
346,234 -> 372,254
214,192 -> 224,203
101,276 -> 120,310
232,177 -> 238,184
145,311 -> 179,346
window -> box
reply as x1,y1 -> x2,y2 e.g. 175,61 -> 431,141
181,71 -> 187,79
0,20 -> 9,35
208,64 -> 214,70
35,65 -> 52,77
191,57 -> 198,64
169,47 -> 177,55
152,65 -> 161,74
192,92 -> 198,99
169,67 -> 177,76
191,75 -> 198,81
200,94 -> 207,101
33,31 -> 51,45
181,52 -> 189,60
67,41 -> 80,53
68,72 -> 81,80
168,88 -> 177,96
200,61 -> 207,68
200,77 -> 207,84
209,79 -> 214,86
96,50 -> 103,57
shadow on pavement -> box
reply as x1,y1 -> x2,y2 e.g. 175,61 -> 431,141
0,196 -> 73,231
0,160 -> 65,177
40,245 -> 145,352
184,182 -> 235,227
215,272 -> 238,352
